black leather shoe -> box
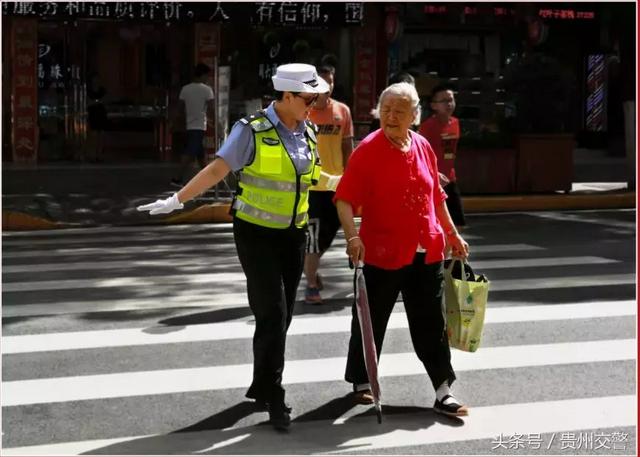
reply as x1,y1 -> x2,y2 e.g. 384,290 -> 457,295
255,399 -> 292,413
268,403 -> 291,431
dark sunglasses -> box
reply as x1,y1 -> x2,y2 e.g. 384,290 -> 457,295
292,93 -> 319,106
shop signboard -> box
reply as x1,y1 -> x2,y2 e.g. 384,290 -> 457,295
250,2 -> 363,28
11,17 -> 38,163
3,2 -> 364,27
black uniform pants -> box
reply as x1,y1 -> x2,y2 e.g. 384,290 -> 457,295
345,253 -> 456,391
233,217 -> 307,403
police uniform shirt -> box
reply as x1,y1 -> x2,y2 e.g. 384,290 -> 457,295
216,102 -> 313,173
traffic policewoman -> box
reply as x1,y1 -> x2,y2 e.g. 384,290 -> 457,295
137,63 -> 330,431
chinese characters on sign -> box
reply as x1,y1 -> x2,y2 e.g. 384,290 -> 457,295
424,5 -> 447,14
11,17 -> 38,163
352,30 -> 376,123
258,63 -> 279,81
4,2 -> 189,21
491,432 -> 628,451
3,2 -> 363,26
538,9 -> 596,20
251,2 -> 363,27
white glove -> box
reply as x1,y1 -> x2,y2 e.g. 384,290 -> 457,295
137,193 -> 184,215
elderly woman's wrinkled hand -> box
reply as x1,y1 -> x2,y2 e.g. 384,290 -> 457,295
346,236 -> 365,265
448,234 -> 470,259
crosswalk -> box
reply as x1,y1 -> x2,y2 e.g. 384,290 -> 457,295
2,210 -> 636,455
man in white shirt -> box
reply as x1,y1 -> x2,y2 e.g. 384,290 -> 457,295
172,63 -> 215,186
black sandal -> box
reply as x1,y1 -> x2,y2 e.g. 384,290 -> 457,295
434,394 -> 469,417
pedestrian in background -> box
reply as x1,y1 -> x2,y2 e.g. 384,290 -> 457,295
304,65 -> 354,305
334,82 -> 470,417
138,63 -> 329,431
419,85 -> 466,229
171,63 -> 215,187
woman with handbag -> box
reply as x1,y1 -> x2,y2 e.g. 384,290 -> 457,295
334,82 -> 470,418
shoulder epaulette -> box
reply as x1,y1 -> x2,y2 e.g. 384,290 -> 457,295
240,110 -> 273,132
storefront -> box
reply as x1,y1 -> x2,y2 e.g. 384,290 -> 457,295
2,2 -> 367,164
390,2 -> 629,143
388,2 -> 634,193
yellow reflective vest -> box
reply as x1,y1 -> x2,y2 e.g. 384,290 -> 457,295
232,111 -> 321,229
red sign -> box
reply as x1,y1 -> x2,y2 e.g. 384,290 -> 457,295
194,23 -> 220,161
424,5 -> 447,14
353,30 -> 376,123
539,9 -> 595,20
11,18 -> 38,163
384,10 -> 400,42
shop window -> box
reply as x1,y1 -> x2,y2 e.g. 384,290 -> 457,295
37,22 -> 70,161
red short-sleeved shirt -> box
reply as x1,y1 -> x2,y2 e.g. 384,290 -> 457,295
418,115 -> 460,181
334,129 -> 447,269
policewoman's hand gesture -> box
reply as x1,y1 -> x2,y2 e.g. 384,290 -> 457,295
137,193 -> 183,215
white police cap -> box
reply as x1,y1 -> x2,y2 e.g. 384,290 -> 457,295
272,63 -> 330,94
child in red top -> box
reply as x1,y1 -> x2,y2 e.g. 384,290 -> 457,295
419,85 -> 466,227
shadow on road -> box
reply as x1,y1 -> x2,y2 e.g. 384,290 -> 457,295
82,395 -> 464,455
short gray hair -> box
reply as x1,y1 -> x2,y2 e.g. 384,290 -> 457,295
371,82 -> 422,126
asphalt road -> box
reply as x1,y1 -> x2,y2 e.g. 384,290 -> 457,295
1,209 -> 636,455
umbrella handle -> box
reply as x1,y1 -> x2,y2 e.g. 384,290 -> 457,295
376,406 -> 383,424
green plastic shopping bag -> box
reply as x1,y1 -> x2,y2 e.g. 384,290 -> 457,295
444,258 -> 490,352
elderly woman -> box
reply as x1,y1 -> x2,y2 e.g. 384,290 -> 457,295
334,82 -> 470,417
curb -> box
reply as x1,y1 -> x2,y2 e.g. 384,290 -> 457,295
2,211 -> 68,231
463,192 -> 636,212
2,193 -> 635,231
162,202 -> 233,224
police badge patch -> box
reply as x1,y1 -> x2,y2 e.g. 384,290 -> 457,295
262,137 -> 280,146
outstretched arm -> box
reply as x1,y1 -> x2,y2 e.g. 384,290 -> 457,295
137,157 -> 231,215
177,157 -> 231,203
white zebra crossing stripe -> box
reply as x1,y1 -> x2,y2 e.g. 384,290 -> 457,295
326,395 -> 636,455
531,211 -> 636,230
1,249 -> 351,273
1,255 -> 618,274
1,223 -> 234,237
1,229 -> 481,245
3,300 -> 635,354
1,242 -> 541,259
2,339 -> 634,406
1,231 -> 236,247
2,271 -> 634,293
3,267 -> 635,316
1,395 -> 635,456
488,274 -> 635,291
